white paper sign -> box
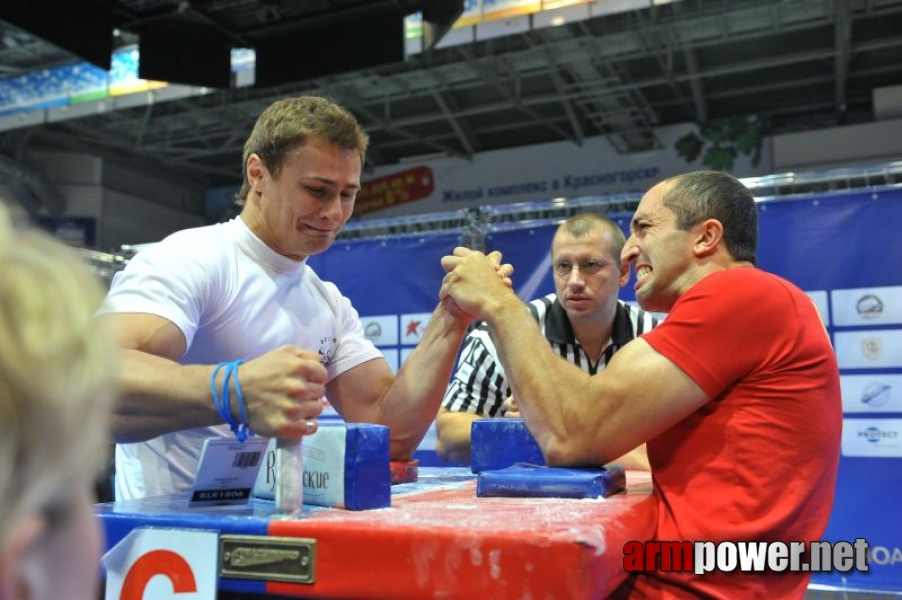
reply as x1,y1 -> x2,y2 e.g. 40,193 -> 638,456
103,527 -> 218,600
253,426 -> 348,508
190,437 -> 268,506
302,427 -> 348,507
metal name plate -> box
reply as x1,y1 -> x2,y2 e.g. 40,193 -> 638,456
220,535 -> 316,584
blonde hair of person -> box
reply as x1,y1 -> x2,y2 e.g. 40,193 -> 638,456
0,209 -> 117,550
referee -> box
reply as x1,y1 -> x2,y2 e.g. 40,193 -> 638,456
436,213 -> 658,466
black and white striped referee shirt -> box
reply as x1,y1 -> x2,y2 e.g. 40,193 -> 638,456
442,293 -> 659,418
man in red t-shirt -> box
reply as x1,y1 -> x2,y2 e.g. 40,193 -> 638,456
439,170 -> 841,598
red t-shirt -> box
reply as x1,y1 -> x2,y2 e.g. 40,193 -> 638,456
620,268 -> 841,599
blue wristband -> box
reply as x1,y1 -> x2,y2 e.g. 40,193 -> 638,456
210,362 -> 232,426
224,360 -> 250,442
210,360 -> 251,441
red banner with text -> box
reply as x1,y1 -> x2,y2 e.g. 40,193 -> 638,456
355,166 -> 435,215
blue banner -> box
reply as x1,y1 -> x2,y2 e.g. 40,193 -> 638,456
756,189 -> 902,591
308,231 -> 461,315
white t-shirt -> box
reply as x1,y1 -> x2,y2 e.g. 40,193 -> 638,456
100,217 -> 382,500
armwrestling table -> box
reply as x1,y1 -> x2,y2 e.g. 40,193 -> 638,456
97,467 -> 657,599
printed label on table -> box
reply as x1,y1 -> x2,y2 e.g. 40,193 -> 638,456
302,428 -> 348,507
190,437 -> 268,507
253,427 -> 348,507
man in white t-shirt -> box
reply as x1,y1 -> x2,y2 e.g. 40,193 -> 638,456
98,96 -> 510,500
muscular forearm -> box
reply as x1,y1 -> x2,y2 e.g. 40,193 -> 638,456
483,296 -> 614,465
378,303 -> 470,459
112,349 -> 222,442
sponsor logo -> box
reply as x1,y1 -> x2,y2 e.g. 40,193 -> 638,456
405,319 -> 423,338
861,383 -> 892,408
364,321 -> 382,341
861,337 -> 884,360
856,294 -> 884,319
858,426 -> 899,443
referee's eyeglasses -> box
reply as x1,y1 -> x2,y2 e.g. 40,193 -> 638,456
553,259 -> 608,278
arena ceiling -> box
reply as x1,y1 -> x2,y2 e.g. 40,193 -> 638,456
2,0 -> 902,212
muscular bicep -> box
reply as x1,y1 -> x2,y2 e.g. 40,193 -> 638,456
96,312 -> 187,361
589,339 -> 710,460
325,357 -> 394,422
